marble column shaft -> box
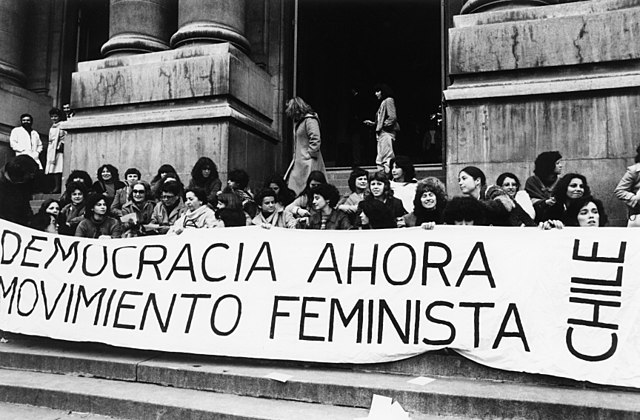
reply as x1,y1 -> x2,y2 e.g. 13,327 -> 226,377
171,0 -> 250,53
0,0 -> 27,86
101,0 -> 176,57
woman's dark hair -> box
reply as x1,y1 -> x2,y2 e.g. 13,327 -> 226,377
124,167 -> 141,179
533,151 -> 562,183
191,157 -> 219,185
310,183 -> 340,208
373,83 -> 394,100
185,187 -> 208,205
347,167 -> 369,193
37,198 -> 60,215
413,177 -> 447,224
299,170 -> 328,201
84,193 -> 109,219
635,144 -> 640,163
263,174 -> 296,206
49,107 -> 65,121
160,179 -> 183,197
217,192 -> 243,211
369,170 -> 393,200
97,164 -> 120,183
496,172 -> 521,191
228,168 -> 250,191
459,166 -> 486,188
152,164 -> 178,183
358,198 -> 396,229
255,188 -> 277,206
64,181 -> 88,203
129,180 -> 151,202
66,170 -> 93,189
285,97 -> 314,121
444,196 -> 486,225
389,156 -> 416,182
552,173 -> 590,205
565,196 -> 608,227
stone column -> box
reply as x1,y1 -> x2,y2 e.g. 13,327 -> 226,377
170,0 -> 250,53
461,0 -> 553,14
0,0 -> 27,86
101,0 -> 175,57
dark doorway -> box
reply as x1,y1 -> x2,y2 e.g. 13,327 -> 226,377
296,0 -> 442,168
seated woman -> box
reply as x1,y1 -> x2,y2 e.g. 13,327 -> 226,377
525,151 -> 563,206
111,167 -> 141,217
403,177 -> 447,228
92,164 -> 126,207
457,166 -> 532,226
121,180 -> 155,237
216,191 -> 249,227
75,193 -> 123,238
263,174 -> 296,207
147,180 -> 186,234
188,157 -> 222,204
537,173 -> 590,224
285,170 -> 327,227
443,196 -> 487,226
368,170 -> 406,223
564,195 -> 607,227
59,181 -> 88,236
336,166 -> 369,225
496,172 -> 535,220
305,183 -> 352,230
357,198 -> 397,229
169,187 -> 218,234
252,188 -> 295,228
60,169 -> 92,205
389,156 -> 418,213
224,168 -> 257,218
30,198 -> 60,233
150,164 -> 182,199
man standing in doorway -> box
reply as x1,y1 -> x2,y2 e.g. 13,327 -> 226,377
364,84 -> 400,174
10,113 -> 43,170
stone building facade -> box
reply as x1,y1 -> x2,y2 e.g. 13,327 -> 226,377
0,0 -> 638,225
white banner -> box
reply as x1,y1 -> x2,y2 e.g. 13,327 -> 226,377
0,220 -> 639,388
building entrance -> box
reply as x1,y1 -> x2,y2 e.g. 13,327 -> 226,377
296,0 -> 443,168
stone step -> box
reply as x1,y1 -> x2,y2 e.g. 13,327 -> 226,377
0,368 -> 373,420
0,402 -> 124,420
0,334 -> 639,419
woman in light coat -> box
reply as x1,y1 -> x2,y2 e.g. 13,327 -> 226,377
285,97 -> 326,195
614,144 -> 640,226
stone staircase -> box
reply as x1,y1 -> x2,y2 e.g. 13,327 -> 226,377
0,332 -> 638,419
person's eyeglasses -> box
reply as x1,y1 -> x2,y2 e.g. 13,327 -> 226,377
161,195 -> 176,200
133,190 -> 145,194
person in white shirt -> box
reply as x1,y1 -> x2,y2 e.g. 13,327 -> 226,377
10,113 -> 42,170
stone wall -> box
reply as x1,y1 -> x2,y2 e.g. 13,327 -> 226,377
445,0 -> 640,226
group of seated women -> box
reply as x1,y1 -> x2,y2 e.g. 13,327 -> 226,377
28,150 -> 610,238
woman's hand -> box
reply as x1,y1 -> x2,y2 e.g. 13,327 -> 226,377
538,220 -> 564,230
421,222 -> 435,230
363,120 -> 375,127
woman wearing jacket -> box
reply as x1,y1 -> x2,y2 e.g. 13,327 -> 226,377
121,181 -> 155,237
614,144 -> 640,226
169,188 -> 217,234
285,97 -> 326,195
75,193 -> 123,239
92,164 -> 126,207
364,84 -> 400,174
537,173 -> 590,224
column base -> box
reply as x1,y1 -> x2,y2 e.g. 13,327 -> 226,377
101,33 -> 170,57
0,59 -> 26,86
170,22 -> 250,53
461,0 -> 552,14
